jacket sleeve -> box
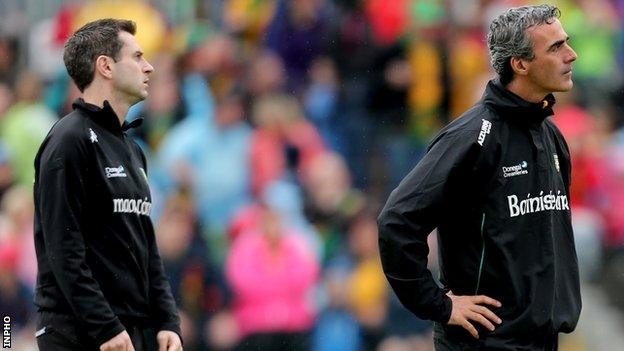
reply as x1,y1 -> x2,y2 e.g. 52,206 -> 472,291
377,130 -> 480,323
139,152 -> 182,341
37,131 -> 126,346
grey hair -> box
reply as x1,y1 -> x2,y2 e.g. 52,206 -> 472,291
487,5 -> 561,84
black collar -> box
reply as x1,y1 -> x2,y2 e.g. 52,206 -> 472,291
481,79 -> 555,127
72,98 -> 143,133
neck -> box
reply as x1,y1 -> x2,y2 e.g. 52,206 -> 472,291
82,84 -> 130,126
505,78 -> 548,103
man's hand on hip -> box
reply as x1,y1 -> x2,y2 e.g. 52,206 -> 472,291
100,330 -> 134,351
446,291 -> 502,339
157,330 -> 183,351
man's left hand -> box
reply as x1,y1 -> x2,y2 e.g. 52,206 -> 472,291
156,330 -> 182,351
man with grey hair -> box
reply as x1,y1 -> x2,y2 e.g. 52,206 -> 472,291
378,4 -> 580,350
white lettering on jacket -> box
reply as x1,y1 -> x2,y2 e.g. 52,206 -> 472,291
502,161 -> 529,178
113,198 -> 151,216
105,166 -> 127,178
507,191 -> 569,217
477,119 -> 492,146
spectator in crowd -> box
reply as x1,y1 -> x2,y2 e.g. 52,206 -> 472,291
156,191 -> 231,350
312,264 -> 362,351
157,81 -> 253,253
0,185 -> 37,290
266,0 -> 331,92
250,93 -> 325,195
303,152 -> 365,264
226,203 -> 319,351
0,72 -> 56,186
245,50 -> 286,100
345,210 -> 387,350
0,239 -> 33,331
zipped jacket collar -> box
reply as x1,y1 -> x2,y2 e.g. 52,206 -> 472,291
72,98 -> 143,133
482,79 -> 556,127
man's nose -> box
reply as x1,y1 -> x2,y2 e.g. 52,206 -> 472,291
565,45 -> 577,63
144,61 -> 154,74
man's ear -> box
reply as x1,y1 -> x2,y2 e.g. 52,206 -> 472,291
510,57 -> 529,77
94,55 -> 114,80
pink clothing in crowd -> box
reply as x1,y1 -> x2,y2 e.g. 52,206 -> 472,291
594,144 -> 624,248
18,224 -> 37,288
552,105 -> 600,207
227,204 -> 263,241
0,224 -> 37,289
225,229 -> 319,337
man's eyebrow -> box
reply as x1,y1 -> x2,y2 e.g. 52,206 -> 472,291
548,37 -> 569,51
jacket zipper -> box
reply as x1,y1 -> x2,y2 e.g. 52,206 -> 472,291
475,213 -> 486,294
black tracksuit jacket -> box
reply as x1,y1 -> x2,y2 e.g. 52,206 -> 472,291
33,99 -> 181,346
378,79 -> 581,350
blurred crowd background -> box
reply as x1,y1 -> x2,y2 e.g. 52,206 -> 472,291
0,0 -> 623,350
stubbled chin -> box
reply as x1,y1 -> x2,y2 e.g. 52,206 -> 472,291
129,92 -> 147,105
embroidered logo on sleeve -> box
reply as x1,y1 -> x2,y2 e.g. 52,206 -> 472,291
105,165 -> 127,178
477,119 -> 492,146
89,128 -> 98,143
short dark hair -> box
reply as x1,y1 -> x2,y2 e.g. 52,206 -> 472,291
63,19 -> 136,92
487,5 -> 560,85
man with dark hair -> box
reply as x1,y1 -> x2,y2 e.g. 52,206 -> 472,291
378,5 -> 581,350
33,19 -> 182,351
63,19 -> 138,93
